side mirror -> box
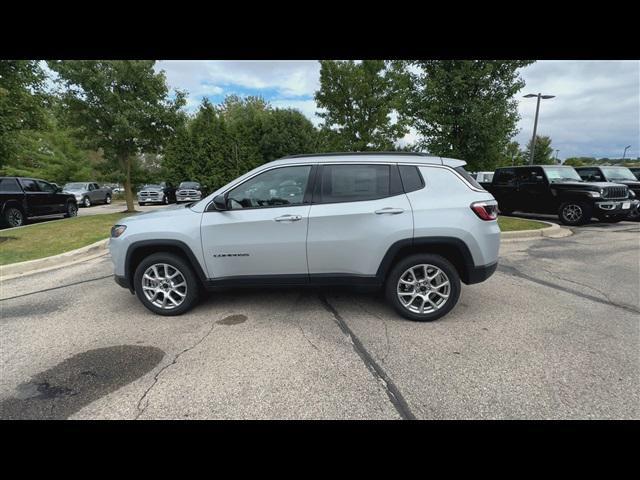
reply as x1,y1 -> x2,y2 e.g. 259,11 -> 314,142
213,194 -> 228,211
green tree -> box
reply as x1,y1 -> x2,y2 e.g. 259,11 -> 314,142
0,60 -> 47,168
498,140 -> 526,167
524,135 -> 555,165
396,60 -> 534,171
315,60 -> 407,151
48,60 -> 186,211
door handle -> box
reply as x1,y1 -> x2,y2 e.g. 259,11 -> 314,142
274,214 -> 302,222
374,208 -> 404,215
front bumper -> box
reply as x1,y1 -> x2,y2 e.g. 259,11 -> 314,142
138,197 -> 164,204
595,199 -> 639,216
176,195 -> 202,202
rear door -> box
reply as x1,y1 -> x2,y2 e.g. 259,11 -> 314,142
491,168 -> 519,210
35,180 -> 64,213
306,163 -> 412,278
517,167 -> 550,212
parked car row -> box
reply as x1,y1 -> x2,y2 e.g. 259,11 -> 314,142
474,165 -> 640,225
137,181 -> 204,206
62,182 -> 112,208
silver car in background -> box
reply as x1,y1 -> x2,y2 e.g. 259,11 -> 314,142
176,181 -> 203,203
63,182 -> 112,207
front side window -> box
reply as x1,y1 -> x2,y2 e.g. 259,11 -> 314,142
36,180 -> 56,193
318,164 -> 391,203
577,168 -> 603,182
227,165 -> 312,209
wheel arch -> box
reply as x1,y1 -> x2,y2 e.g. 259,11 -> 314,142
124,240 -> 208,292
377,237 -> 477,285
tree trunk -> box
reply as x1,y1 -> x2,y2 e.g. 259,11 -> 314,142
123,155 -> 135,212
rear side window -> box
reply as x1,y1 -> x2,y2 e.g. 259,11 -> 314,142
20,179 -> 39,192
454,166 -> 484,189
0,178 -> 22,192
494,168 -> 517,186
398,165 -> 425,193
317,164 -> 391,203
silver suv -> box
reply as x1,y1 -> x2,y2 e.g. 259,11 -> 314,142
109,153 -> 500,321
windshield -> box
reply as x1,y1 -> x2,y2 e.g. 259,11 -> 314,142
543,167 -> 583,182
180,182 -> 200,189
64,183 -> 87,190
600,167 -> 637,181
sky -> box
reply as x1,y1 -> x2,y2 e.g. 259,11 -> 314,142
154,60 -> 640,160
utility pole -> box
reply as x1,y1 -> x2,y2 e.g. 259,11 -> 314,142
524,93 -> 555,165
623,145 -> 631,160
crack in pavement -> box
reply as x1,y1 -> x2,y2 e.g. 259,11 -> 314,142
318,294 -> 416,420
134,320 -> 218,420
0,274 -> 114,301
352,298 -> 392,365
497,264 -> 640,314
536,264 -> 619,307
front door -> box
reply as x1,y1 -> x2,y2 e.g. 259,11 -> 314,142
200,165 -> 314,279
517,167 -> 550,213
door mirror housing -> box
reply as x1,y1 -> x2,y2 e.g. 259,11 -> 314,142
212,194 -> 228,211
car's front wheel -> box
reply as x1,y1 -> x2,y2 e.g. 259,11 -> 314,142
105,194 -> 111,204
385,254 -> 461,322
134,252 -> 200,316
64,201 -> 78,218
559,201 -> 591,226
82,196 -> 91,208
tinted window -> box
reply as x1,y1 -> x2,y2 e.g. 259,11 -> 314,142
227,165 -> 312,209
0,178 -> 22,192
20,179 -> 39,192
36,180 -> 56,193
454,166 -> 484,189
494,168 -> 517,186
319,164 -> 390,203
399,165 -> 425,193
517,167 -> 545,184
577,168 -> 603,182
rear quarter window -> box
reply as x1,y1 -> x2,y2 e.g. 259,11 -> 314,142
0,178 -> 22,193
399,165 -> 425,193
454,166 -> 484,189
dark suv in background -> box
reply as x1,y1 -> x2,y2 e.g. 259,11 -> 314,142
575,166 -> 640,220
483,165 -> 637,225
1,177 -> 78,227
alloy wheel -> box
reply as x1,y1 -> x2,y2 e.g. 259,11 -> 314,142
141,263 -> 188,310
397,264 -> 451,314
563,204 -> 582,222
7,208 -> 24,227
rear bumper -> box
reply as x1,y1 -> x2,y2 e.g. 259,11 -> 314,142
464,261 -> 498,285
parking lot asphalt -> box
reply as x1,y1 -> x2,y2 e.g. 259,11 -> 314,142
0,219 -> 638,419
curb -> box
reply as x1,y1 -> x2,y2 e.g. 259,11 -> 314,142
501,219 -> 572,242
0,239 -> 109,281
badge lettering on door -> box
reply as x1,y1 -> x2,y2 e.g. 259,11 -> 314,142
212,253 -> 250,258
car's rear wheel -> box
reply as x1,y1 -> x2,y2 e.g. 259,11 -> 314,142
82,196 -> 91,208
163,195 -> 169,205
64,201 -> 78,218
134,252 -> 200,316
3,206 -> 25,228
385,254 -> 461,322
559,201 -> 591,226
105,194 -> 111,204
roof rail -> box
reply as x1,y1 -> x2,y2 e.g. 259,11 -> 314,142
281,152 -> 433,159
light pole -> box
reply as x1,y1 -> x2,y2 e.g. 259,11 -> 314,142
555,149 -> 560,163
524,93 -> 555,165
622,145 -> 631,160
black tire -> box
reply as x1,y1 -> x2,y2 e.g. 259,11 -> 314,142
134,252 -> 200,316
163,195 -> 169,205
605,216 -> 626,223
558,201 -> 591,226
64,201 -> 78,218
626,208 -> 640,221
105,194 -> 112,205
385,253 -> 461,322
3,206 -> 25,228
82,196 -> 91,208
138,202 -> 145,206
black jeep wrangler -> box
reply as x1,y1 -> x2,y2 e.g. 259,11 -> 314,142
575,166 -> 640,221
484,165 -> 638,226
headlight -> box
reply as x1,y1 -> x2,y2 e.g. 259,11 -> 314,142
111,225 -> 127,238
588,191 -> 601,197
629,190 -> 637,199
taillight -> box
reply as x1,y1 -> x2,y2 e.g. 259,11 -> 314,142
471,201 -> 498,221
